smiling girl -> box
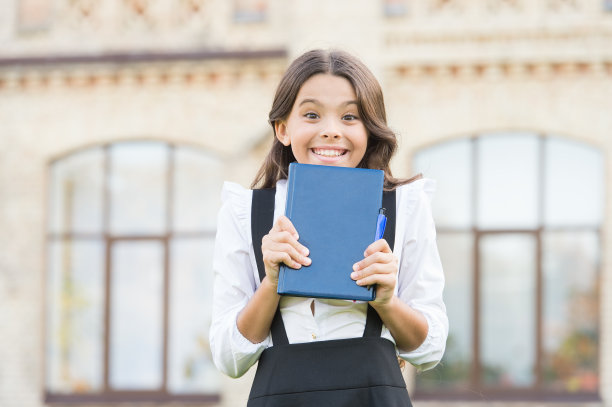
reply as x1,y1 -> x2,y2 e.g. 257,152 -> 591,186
210,49 -> 448,406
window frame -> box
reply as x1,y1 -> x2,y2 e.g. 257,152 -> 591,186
44,141 -> 221,404
413,134 -> 602,402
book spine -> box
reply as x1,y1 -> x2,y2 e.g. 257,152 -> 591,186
285,165 -> 297,218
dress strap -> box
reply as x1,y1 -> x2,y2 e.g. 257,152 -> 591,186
363,189 -> 396,338
251,189 -> 275,282
251,188 -> 289,345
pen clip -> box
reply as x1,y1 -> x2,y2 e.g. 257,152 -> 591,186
375,208 -> 387,241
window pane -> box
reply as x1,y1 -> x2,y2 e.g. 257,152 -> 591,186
480,234 -> 536,388
413,139 -> 472,228
384,0 -> 408,16
477,134 -> 539,229
18,0 -> 53,31
233,0 -> 267,22
544,137 -> 604,227
110,241 -> 164,390
168,238 -> 220,393
542,232 -> 599,392
49,149 -> 104,234
416,233 -> 473,390
46,239 -> 105,393
173,148 -> 224,233
109,142 -> 168,235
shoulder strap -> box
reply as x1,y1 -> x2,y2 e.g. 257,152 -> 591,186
363,189 -> 396,338
251,188 -> 290,345
382,189 -> 396,253
251,189 -> 275,282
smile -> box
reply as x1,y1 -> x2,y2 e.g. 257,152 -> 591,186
312,148 -> 347,157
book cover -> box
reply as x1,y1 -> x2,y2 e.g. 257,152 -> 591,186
277,163 -> 384,301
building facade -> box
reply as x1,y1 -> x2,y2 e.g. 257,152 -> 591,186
1,0 -> 611,406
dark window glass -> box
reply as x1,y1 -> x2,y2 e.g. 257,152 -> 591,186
46,239 -> 105,393
45,142 -> 223,402
480,234 -> 536,388
233,0 -> 267,22
384,0 -> 408,16
413,134 -> 602,400
542,232 -> 599,392
416,233 -> 473,391
477,134 -> 539,230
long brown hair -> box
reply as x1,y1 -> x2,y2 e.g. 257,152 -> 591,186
251,49 -> 421,190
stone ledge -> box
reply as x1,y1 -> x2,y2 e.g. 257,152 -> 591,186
0,49 -> 288,90
387,60 -> 612,80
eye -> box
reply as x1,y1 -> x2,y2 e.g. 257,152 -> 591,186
342,113 -> 359,121
304,112 -> 319,119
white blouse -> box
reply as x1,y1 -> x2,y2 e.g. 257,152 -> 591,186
209,178 -> 448,378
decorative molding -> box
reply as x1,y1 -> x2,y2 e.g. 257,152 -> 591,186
0,48 -> 286,68
0,49 -> 287,90
385,27 -> 612,47
386,0 -> 588,17
2,58 -> 610,91
8,0 -> 275,54
19,0 -> 217,37
387,60 -> 612,80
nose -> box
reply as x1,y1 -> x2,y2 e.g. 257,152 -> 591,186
320,118 -> 342,139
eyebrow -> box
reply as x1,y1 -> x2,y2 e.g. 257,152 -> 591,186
298,98 -> 358,107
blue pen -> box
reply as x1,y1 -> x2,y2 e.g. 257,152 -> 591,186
365,208 -> 387,293
375,208 -> 387,240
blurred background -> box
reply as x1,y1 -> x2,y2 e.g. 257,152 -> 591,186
1,0 -> 611,406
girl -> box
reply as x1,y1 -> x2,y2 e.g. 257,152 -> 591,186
210,49 -> 448,406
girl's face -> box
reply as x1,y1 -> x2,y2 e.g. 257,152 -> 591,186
275,73 -> 368,168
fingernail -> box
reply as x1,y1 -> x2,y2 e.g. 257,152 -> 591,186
301,247 -> 309,256
304,257 -> 311,265
350,272 -> 357,279
353,263 -> 359,271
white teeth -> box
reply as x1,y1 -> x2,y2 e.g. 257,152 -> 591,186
313,149 -> 344,157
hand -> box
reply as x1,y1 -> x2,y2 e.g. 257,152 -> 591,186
261,215 -> 311,286
350,239 -> 398,305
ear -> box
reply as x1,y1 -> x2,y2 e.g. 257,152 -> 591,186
275,120 -> 291,146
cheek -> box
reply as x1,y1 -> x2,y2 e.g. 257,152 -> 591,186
354,131 -> 369,164
356,129 -> 369,153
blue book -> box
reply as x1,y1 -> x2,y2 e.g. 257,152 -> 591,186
277,163 -> 384,301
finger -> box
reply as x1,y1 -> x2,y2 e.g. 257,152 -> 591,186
351,261 -> 395,282
265,250 -> 303,270
355,271 -> 397,287
271,215 -> 299,239
266,230 -> 310,257
364,239 -> 392,257
267,241 -> 311,266
352,251 -> 394,273
270,217 -> 307,255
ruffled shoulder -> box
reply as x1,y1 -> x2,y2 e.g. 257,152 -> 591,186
220,181 -> 253,240
395,178 -> 436,217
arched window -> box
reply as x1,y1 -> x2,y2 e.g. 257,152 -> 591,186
413,133 -> 603,401
45,141 -> 223,403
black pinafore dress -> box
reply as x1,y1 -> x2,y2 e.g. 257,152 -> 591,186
248,188 -> 412,407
